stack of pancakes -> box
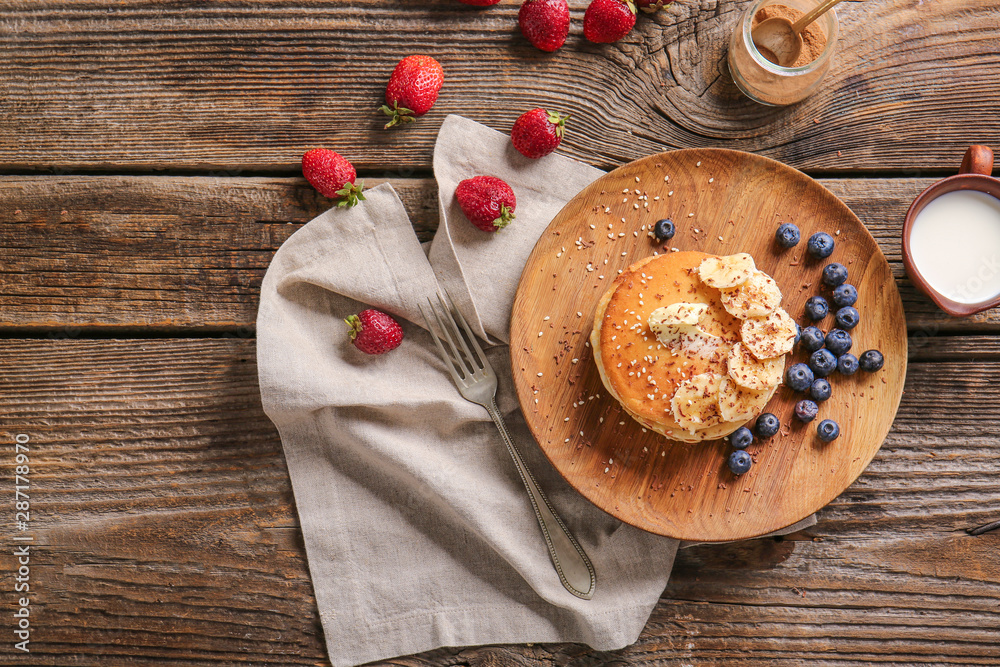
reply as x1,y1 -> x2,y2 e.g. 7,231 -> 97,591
591,250 -> 795,443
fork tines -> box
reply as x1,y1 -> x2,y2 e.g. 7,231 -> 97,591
419,293 -> 489,385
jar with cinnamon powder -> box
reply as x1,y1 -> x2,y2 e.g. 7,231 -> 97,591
728,0 -> 839,106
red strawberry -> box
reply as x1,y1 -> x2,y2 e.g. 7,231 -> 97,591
455,176 -> 516,233
637,0 -> 672,12
583,0 -> 636,43
510,108 -> 568,159
301,149 -> 365,207
459,0 -> 502,4
519,0 -> 570,52
346,309 -> 404,355
381,55 -> 444,129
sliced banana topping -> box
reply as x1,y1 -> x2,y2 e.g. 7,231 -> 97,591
741,308 -> 797,360
718,377 -> 773,422
727,341 -> 785,391
649,302 -> 709,328
649,302 -> 720,351
670,372 -> 724,433
698,252 -> 756,289
720,270 -> 783,319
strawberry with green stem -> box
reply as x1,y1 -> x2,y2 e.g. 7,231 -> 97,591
381,55 -> 444,129
301,149 -> 365,207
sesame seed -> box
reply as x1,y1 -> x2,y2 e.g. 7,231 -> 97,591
718,236 -> 724,241
696,161 -> 702,167
556,252 -> 562,257
688,213 -> 694,217
537,372 -> 543,377
576,311 -> 582,317
709,178 -> 714,183
635,176 -> 640,182
564,417 -> 570,421
663,175 -> 669,181
668,191 -> 674,196
538,331 -> 543,337
634,203 -> 639,209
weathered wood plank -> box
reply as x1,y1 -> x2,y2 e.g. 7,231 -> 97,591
0,0 -> 997,172
1,175 -> 998,333
0,339 -> 996,665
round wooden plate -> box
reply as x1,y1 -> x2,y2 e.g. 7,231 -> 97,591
510,149 -> 907,542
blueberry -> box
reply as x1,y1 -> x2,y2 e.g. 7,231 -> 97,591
786,363 -> 815,392
825,329 -> 853,356
809,378 -> 832,402
809,348 -> 838,377
859,349 -> 885,372
799,326 -> 826,352
822,262 -> 848,287
837,353 -> 859,375
775,222 -> 801,248
832,284 -> 858,307
835,306 -> 860,330
817,419 -> 840,442
805,296 -> 829,321
807,232 -> 835,259
755,413 -> 781,439
729,426 -> 754,450
794,399 -> 819,423
653,219 -> 675,242
728,450 -> 753,475
794,323 -> 802,347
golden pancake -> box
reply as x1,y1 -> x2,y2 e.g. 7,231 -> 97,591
591,251 -> 786,442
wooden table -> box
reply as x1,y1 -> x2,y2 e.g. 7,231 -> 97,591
1,1 -> 998,664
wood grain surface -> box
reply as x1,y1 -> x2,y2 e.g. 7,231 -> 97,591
0,0 -> 998,172
2,175 -> 999,333
0,338 -> 996,665
510,148 -> 907,541
2,0 -> 1000,663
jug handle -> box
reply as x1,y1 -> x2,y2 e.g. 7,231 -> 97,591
960,145 -> 994,176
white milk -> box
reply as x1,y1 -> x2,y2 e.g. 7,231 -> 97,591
909,190 -> 1000,304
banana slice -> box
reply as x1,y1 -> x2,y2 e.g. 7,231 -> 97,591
698,253 -> 756,289
718,377 -> 772,422
741,308 -> 797,360
649,302 -> 708,328
670,372 -> 724,433
727,342 -> 785,390
720,270 -> 782,319
649,302 -> 719,350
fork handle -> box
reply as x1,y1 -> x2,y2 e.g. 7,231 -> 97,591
486,399 -> 596,600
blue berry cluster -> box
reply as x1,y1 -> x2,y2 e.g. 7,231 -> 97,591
780,247 -> 887,442
727,412 -> 785,476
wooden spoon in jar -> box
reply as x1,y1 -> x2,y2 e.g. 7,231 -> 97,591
752,0 -> 845,66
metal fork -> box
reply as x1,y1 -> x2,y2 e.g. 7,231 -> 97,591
420,293 -> 596,600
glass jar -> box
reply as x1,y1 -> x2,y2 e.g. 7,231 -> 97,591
728,0 -> 839,106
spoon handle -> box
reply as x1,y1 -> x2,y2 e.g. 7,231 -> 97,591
791,0 -> 846,33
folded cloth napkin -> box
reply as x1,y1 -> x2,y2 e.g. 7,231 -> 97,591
257,115 -> 815,667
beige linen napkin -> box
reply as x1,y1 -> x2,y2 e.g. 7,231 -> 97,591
257,115 -> 815,667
